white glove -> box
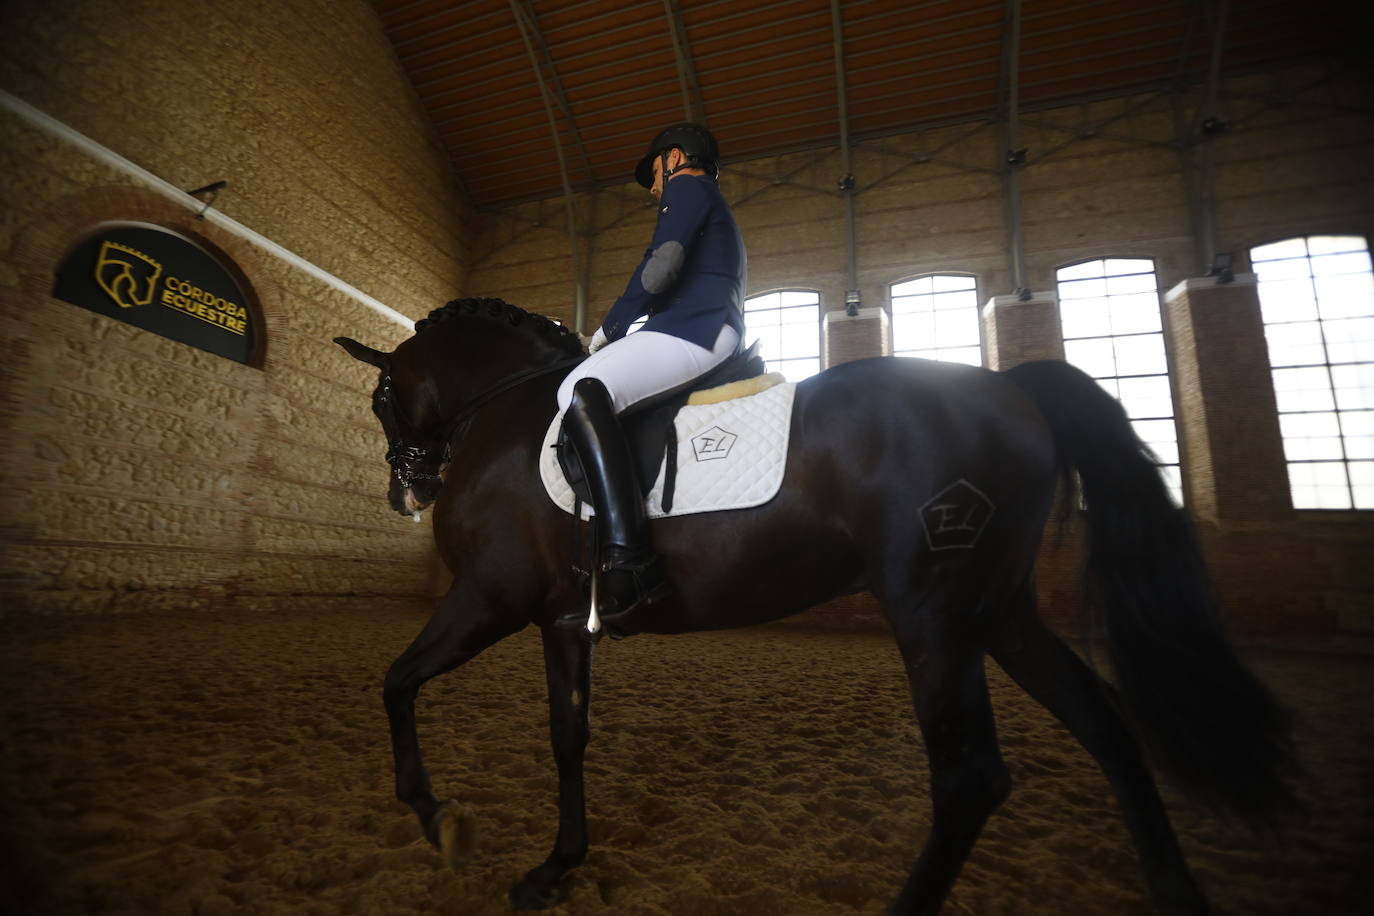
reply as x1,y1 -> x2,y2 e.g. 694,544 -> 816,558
588,327 -> 609,353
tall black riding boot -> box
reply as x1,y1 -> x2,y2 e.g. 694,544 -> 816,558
557,378 -> 672,627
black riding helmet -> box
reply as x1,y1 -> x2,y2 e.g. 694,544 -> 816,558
634,122 -> 720,188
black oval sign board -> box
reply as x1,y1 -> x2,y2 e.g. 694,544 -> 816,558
53,222 -> 259,365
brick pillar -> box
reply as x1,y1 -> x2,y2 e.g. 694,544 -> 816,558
982,292 -> 1064,370
1163,275 -> 1291,523
823,306 -> 888,368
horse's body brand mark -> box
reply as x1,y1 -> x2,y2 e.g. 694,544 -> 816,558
920,479 -> 995,550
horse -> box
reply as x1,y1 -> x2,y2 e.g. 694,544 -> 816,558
334,296 -> 1298,915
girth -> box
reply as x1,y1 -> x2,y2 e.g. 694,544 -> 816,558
555,341 -> 765,514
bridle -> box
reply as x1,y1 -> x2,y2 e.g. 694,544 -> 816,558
377,355 -> 584,489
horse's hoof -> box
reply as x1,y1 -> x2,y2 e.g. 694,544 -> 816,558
509,877 -> 561,910
433,800 -> 476,869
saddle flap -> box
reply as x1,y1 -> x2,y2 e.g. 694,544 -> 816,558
555,340 -> 766,507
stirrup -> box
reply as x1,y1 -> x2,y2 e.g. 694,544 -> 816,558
554,552 -> 672,630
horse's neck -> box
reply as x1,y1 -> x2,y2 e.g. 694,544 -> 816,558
426,329 -> 562,418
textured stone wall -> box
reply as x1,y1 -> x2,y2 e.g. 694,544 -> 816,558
0,1 -> 470,616
464,63 -> 1374,642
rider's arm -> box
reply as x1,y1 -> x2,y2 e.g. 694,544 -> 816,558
600,178 -> 714,341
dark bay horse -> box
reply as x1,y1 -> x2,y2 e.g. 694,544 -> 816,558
335,297 -> 1297,915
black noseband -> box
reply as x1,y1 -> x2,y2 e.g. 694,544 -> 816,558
385,441 -> 450,489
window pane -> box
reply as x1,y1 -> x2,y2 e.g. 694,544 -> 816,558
1284,435 -> 1345,461
892,276 -> 933,297
751,325 -> 781,362
1065,338 -> 1116,378
781,321 -> 819,358
1264,321 -> 1326,367
934,309 -> 979,347
1057,260 -> 1105,281
932,290 -> 976,311
1350,461 -> 1374,508
1105,272 -> 1157,296
1118,375 -> 1174,419
1159,465 -> 1183,505
937,346 -> 983,366
1307,235 -> 1365,255
1279,411 -> 1341,439
1059,277 -> 1107,300
1314,272 -> 1374,320
893,311 -> 935,351
1104,258 -> 1155,276
932,274 -> 976,292
1132,419 -> 1179,463
1342,411 -> 1374,459
1109,293 -> 1164,335
781,304 -> 819,325
780,290 -> 819,307
1252,237 -> 1309,261
1324,317 -> 1374,364
1289,461 -> 1352,509
778,357 -> 820,381
1272,367 -> 1336,412
1258,279 -> 1318,323
1312,250 -> 1373,277
1114,333 -> 1168,376
747,291 -> 781,310
1253,257 -> 1312,283
1331,363 -> 1374,410
1060,297 -> 1113,339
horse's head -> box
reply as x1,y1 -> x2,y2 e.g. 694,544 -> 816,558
335,335 -> 450,519
336,298 -> 586,519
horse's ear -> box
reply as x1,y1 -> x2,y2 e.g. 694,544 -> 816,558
334,336 -> 390,369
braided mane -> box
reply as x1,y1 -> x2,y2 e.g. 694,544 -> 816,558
414,297 -> 584,357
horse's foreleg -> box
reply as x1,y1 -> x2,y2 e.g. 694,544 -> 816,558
383,583 -> 522,862
985,587 -> 1207,916
509,625 -> 594,910
885,600 -> 1010,916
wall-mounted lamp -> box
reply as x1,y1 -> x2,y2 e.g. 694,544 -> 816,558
1209,252 -> 1234,284
845,289 -> 861,317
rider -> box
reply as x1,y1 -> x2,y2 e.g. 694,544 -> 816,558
556,122 -> 747,628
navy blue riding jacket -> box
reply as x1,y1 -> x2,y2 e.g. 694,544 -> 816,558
600,174 -> 747,351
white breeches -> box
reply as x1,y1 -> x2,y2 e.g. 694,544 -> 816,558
557,324 -> 741,415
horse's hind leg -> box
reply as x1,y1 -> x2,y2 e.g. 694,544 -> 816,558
984,584 -> 1207,916
883,585 -> 1012,916
383,582 -> 523,862
508,626 -> 593,910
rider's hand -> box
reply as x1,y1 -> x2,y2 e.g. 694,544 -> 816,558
588,327 -> 609,353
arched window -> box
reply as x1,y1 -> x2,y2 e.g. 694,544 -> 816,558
890,273 -> 983,366
744,289 -> 821,380
1251,235 -> 1373,509
1056,257 -> 1182,503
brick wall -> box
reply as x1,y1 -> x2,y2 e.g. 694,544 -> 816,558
0,1 -> 470,615
464,63 -> 1374,642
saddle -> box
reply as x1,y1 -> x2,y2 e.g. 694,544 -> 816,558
555,341 -> 766,514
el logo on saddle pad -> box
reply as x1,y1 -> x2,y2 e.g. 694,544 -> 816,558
691,426 -> 736,461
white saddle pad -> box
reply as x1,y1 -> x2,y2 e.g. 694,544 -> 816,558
540,381 -> 797,519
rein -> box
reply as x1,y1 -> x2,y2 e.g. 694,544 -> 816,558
384,355 -> 584,487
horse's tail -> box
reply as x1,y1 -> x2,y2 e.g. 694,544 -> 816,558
1004,359 -> 1300,827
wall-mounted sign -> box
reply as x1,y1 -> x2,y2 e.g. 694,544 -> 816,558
53,222 -> 260,365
